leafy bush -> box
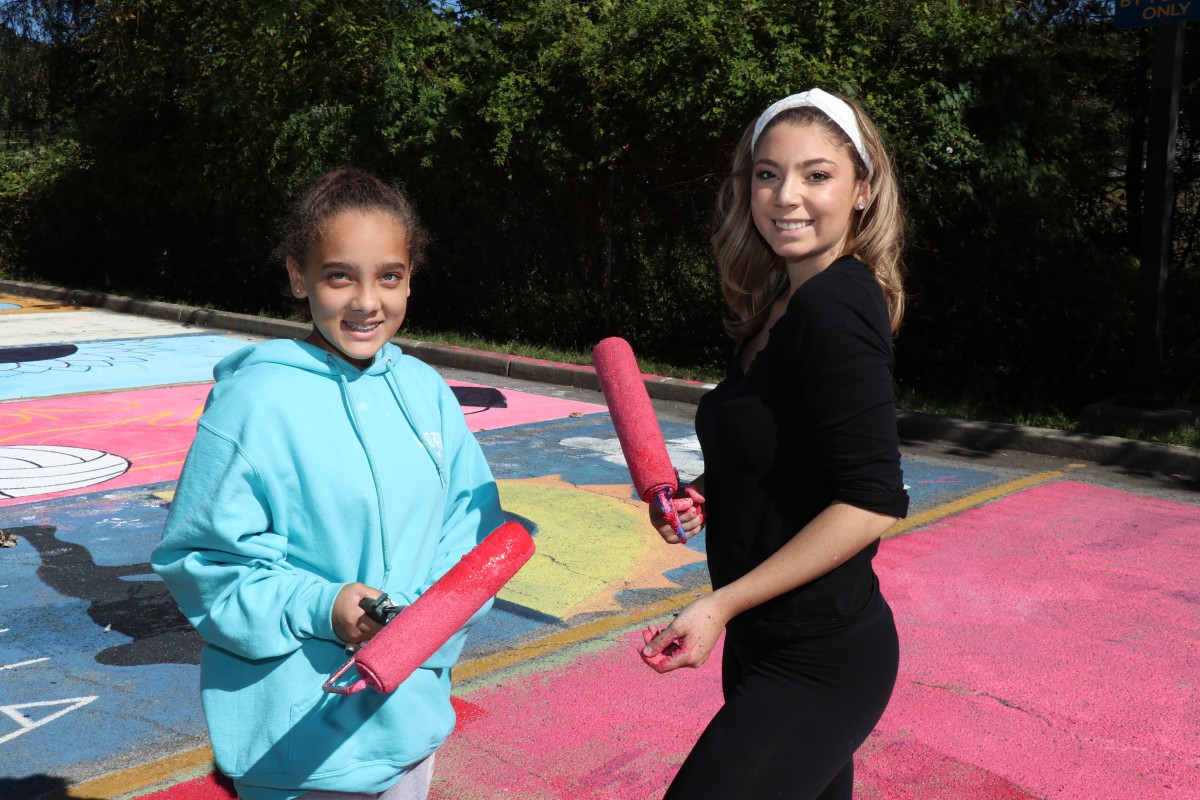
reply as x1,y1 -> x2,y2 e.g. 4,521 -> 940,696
2,0 -> 1198,413
0,137 -> 90,275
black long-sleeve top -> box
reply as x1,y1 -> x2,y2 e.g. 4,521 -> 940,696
695,256 -> 909,640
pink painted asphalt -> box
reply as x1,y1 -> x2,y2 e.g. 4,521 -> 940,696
128,479 -> 1199,799
437,479 -> 1199,799
448,379 -> 605,431
0,385 -> 206,506
867,479 -> 1199,799
0,380 -> 602,507
434,629 -> 722,800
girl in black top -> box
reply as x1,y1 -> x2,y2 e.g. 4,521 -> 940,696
641,89 -> 909,799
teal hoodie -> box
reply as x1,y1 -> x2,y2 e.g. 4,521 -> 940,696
152,339 -> 503,800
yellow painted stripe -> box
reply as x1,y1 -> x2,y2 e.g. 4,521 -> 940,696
130,459 -> 186,472
454,589 -> 704,683
64,466 -> 1077,798
46,747 -> 214,799
883,468 -> 1072,539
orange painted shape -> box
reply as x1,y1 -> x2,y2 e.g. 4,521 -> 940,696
0,385 -> 209,505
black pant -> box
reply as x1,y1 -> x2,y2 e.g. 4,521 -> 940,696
664,600 -> 899,800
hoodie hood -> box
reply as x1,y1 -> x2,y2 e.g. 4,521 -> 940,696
212,338 -> 442,483
214,338 -> 404,382
208,337 -> 448,589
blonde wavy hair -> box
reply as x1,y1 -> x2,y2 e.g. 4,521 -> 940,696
711,94 -> 906,339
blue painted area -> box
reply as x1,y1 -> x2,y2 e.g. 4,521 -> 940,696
39,487 -> 173,570
0,484 -> 205,772
477,415 -> 696,485
463,599 -> 562,659
901,456 -> 997,513
0,334 -> 248,399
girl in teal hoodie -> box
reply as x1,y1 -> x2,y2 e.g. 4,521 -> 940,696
152,169 -> 504,800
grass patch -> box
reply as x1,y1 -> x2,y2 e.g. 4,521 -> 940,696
401,326 -> 724,384
896,387 -> 1200,449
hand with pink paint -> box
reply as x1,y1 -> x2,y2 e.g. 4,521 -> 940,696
649,480 -> 706,545
639,593 -> 729,673
333,582 -> 386,647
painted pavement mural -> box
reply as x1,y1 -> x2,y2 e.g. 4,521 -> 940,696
0,297 -> 993,779
3,295 -> 1196,800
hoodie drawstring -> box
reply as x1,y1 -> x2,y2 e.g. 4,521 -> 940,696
328,352 -> 448,588
384,359 -> 448,490
331,355 -> 394,586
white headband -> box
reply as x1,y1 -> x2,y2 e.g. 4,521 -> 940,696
750,88 -> 872,175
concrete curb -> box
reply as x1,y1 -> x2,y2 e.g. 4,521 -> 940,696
3,278 -> 1197,479
0,280 -> 310,341
0,279 -> 716,403
896,411 -> 1198,479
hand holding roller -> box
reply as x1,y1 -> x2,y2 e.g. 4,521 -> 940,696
324,520 -> 536,695
592,336 -> 690,542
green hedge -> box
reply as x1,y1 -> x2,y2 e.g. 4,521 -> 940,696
2,1 -> 1197,409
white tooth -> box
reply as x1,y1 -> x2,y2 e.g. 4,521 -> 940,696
776,221 -> 810,230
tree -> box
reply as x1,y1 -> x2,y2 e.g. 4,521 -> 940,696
5,0 -> 1199,408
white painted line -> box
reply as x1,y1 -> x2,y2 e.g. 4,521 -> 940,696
0,657 -> 51,670
0,696 -> 99,743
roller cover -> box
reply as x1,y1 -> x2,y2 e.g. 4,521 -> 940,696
592,336 -> 678,502
353,521 -> 536,693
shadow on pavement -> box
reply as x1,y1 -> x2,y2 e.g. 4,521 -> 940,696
1,774 -> 99,800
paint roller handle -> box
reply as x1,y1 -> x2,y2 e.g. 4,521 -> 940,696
360,592 -> 404,625
322,594 -> 419,695
649,478 -> 705,545
323,521 -> 536,695
653,487 -> 687,543
324,656 -> 368,695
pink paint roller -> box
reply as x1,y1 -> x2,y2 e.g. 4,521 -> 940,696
323,520 -> 536,694
592,336 -> 688,541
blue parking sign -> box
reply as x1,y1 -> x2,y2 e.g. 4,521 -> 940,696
1114,0 -> 1200,28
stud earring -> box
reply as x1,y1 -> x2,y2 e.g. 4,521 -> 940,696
856,201 -> 866,210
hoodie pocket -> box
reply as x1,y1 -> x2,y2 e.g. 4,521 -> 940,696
285,646 -> 368,776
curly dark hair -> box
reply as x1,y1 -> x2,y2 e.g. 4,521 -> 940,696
276,167 -> 430,272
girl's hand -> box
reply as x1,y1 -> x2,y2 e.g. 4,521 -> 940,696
649,484 -> 706,544
332,582 -> 385,646
639,593 -> 729,673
